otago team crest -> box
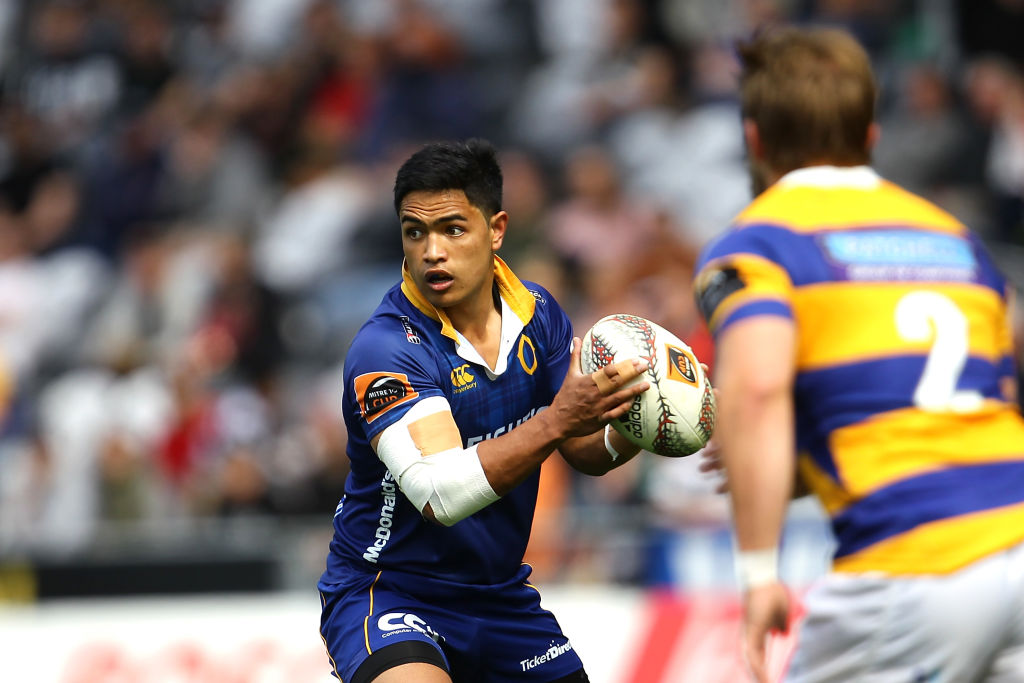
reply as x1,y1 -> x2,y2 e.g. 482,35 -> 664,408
355,372 -> 419,423
665,345 -> 699,387
518,334 -> 538,375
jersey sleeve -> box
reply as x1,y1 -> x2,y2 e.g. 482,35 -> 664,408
531,284 -> 574,399
693,226 -> 796,337
343,318 -> 445,441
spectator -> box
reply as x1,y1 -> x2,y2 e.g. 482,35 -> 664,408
8,1 -> 121,155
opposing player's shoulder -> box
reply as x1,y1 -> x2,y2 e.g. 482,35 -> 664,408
695,221 -> 772,274
728,180 -> 795,225
879,179 -> 967,232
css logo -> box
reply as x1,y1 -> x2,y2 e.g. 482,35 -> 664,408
377,612 -> 439,640
451,364 -> 475,388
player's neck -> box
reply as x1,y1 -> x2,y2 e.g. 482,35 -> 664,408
446,281 -> 503,367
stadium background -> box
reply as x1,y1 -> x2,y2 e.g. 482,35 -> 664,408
0,0 -> 1022,681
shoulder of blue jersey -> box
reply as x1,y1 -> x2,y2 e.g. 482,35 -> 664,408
521,281 -> 551,306
344,313 -> 433,390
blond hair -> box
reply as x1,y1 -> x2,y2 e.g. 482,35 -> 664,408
738,26 -> 877,174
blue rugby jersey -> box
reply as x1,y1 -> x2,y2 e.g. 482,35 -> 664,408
318,257 -> 572,592
694,166 -> 1024,575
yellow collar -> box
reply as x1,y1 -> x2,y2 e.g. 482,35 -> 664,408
401,256 -> 537,341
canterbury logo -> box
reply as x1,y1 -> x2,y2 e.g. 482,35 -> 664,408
451,364 -> 475,388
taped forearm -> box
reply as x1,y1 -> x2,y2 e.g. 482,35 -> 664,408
398,445 -> 499,526
375,397 -> 499,526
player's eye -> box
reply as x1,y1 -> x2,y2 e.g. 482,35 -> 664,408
446,225 -> 465,236
404,227 -> 423,239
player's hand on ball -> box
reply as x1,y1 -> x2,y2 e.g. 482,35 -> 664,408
581,314 -> 716,457
697,439 -> 728,494
696,376 -> 728,491
549,337 -> 649,438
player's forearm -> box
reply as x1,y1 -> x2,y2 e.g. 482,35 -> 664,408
475,406 -> 570,496
720,383 -> 794,552
476,343 -> 649,496
714,317 -> 797,553
560,427 -> 641,475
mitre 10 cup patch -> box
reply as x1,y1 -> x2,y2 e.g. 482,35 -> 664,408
354,372 -> 419,423
666,345 -> 699,387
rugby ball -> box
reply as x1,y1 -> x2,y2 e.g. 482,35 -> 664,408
581,314 -> 715,457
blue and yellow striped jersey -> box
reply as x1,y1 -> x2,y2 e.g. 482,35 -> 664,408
318,257 -> 572,592
694,166 -> 1024,575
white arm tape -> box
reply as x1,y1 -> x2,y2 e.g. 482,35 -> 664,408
604,424 -> 622,462
735,548 -> 779,590
375,397 -> 499,526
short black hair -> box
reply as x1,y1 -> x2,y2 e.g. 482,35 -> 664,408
393,139 -> 503,218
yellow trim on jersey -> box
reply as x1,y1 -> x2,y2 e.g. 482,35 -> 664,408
830,406 -> 1024,497
833,500 -> 1024,575
363,571 -> 382,655
736,178 -> 965,234
493,256 -> 538,325
792,282 -> 1009,370
401,268 -> 456,339
797,454 -> 854,516
699,253 -> 793,332
401,256 -> 536,340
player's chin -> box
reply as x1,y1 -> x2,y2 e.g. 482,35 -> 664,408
423,286 -> 456,306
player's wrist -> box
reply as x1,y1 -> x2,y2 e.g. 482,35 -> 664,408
534,405 -> 572,445
736,548 -> 779,590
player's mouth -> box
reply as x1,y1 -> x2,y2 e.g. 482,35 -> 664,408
425,269 -> 454,292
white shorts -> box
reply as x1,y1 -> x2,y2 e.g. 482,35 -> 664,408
786,541 -> 1024,683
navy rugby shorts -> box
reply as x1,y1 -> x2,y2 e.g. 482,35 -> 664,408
319,568 -> 586,682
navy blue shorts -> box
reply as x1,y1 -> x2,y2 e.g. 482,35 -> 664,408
319,568 -> 587,682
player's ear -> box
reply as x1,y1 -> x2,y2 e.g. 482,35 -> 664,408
489,210 -> 508,250
743,118 -> 763,160
866,122 -> 880,152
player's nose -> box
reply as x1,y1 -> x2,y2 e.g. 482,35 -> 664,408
423,233 -> 446,261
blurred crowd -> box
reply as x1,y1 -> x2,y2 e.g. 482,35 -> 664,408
0,0 -> 1023,584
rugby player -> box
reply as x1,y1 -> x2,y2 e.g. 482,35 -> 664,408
695,25 -> 1024,682
318,139 -> 649,683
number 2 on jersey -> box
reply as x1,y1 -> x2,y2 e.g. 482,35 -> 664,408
895,291 -> 983,413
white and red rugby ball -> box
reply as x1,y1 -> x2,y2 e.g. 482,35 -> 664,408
581,314 -> 715,457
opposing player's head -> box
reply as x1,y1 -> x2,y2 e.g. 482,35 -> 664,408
393,140 -> 509,315
737,26 -> 878,193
